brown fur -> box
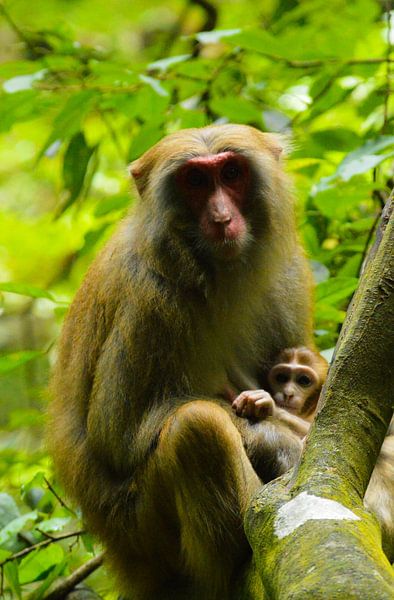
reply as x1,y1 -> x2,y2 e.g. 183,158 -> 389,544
49,125 -> 316,599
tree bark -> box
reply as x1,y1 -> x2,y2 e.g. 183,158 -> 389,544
245,194 -> 394,599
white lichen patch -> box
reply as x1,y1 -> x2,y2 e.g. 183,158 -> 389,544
274,491 -> 360,539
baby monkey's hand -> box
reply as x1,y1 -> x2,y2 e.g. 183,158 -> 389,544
232,389 -> 275,420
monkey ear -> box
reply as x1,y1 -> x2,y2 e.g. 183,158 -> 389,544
129,159 -> 148,196
262,133 -> 292,161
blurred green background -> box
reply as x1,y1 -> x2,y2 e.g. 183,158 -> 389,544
0,0 -> 393,597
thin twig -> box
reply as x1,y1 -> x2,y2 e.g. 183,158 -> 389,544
43,553 -> 105,600
0,3 -> 38,57
0,531 -> 85,567
257,53 -> 393,68
44,478 -> 77,516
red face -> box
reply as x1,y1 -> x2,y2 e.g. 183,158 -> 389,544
176,151 -> 250,259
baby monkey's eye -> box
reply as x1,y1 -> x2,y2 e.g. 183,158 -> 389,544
297,375 -> 312,387
276,373 -> 289,384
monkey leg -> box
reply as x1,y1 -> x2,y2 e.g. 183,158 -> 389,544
125,400 -> 261,599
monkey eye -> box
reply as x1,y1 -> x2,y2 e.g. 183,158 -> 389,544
221,161 -> 241,182
297,375 -> 312,387
275,373 -> 289,384
185,168 -> 208,188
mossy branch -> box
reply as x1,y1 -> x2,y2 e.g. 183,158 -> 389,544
245,194 -> 394,599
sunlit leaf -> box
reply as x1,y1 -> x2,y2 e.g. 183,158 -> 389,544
316,277 -> 359,305
40,90 -> 98,157
139,74 -> 169,97
227,29 -> 285,54
195,29 -> 241,44
4,561 -> 21,600
0,282 -> 56,301
148,54 -> 191,72
0,511 -> 38,546
0,61 -> 44,78
0,90 -> 52,132
3,70 -> 46,93
0,494 -> 20,528
62,132 -> 97,210
128,124 -> 164,161
94,195 -> 130,217
19,544 -> 64,584
209,96 -> 262,124
37,518 -> 70,533
338,153 -> 393,181
0,351 -> 43,376
29,558 -> 67,600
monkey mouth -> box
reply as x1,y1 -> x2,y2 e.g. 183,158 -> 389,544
210,236 -> 247,259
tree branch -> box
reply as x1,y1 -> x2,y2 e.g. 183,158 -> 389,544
0,531 -> 85,566
246,194 -> 394,598
43,553 -> 104,600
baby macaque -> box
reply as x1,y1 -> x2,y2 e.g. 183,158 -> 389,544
232,347 -> 328,437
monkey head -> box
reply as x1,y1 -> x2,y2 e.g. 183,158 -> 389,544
268,347 -> 328,418
129,124 -> 290,263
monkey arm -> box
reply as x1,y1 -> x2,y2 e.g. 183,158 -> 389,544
272,407 -> 311,438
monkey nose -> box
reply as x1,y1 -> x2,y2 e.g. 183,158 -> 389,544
213,213 -> 232,225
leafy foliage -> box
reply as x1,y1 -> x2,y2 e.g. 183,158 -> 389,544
0,0 -> 393,596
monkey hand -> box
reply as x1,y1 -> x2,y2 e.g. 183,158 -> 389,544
232,389 -> 275,420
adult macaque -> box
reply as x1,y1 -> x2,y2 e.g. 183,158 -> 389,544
232,347 -> 328,437
49,124 -> 329,599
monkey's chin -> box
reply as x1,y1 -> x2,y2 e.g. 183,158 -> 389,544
210,238 -> 246,260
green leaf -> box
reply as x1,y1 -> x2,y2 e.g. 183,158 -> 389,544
209,96 -> 262,124
335,136 -> 394,181
19,544 -> 64,584
81,533 -> 95,553
195,29 -> 241,44
0,90 -> 51,132
0,281 -> 56,301
139,74 -> 169,97
0,351 -> 43,376
310,128 -> 361,152
226,29 -> 284,55
316,277 -> 359,305
0,548 -> 12,561
312,181 -> 376,219
30,558 -> 67,600
94,195 -> 130,217
37,518 -> 70,533
4,561 -> 21,599
40,90 -> 98,157
338,153 -> 393,181
0,61 -> 44,78
128,124 -> 164,161
89,61 -> 138,85
3,70 -> 46,93
0,494 -> 20,529
148,54 -> 191,72
0,511 -> 37,546
342,136 -> 394,161
315,303 -> 347,325
62,132 -> 97,209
